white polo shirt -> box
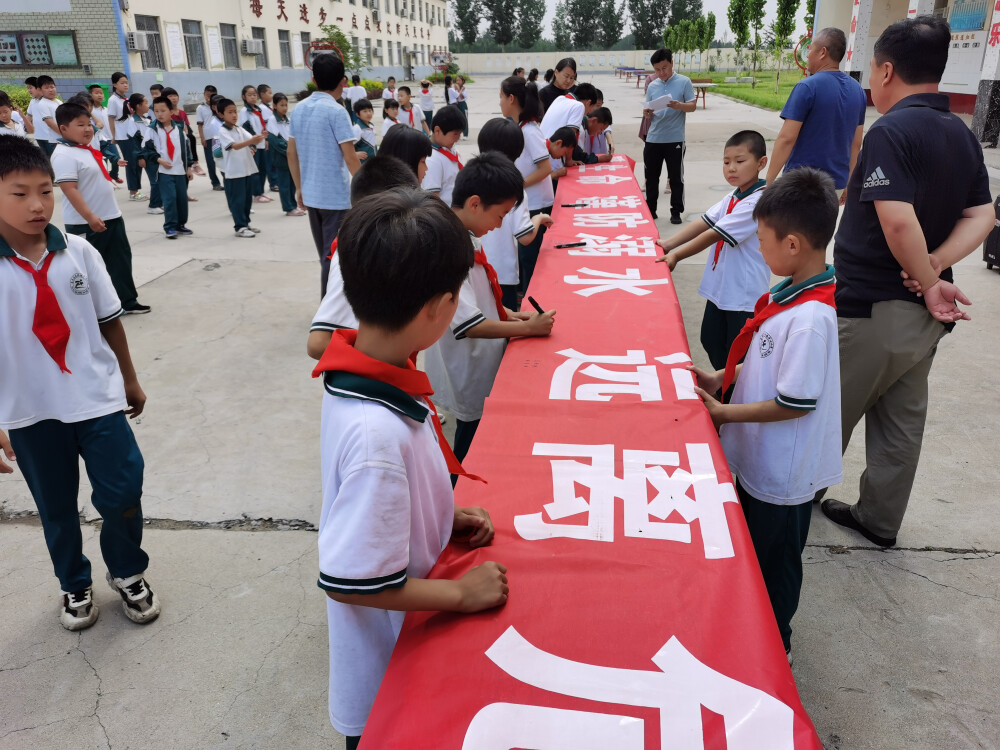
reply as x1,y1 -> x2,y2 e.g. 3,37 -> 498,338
540,94 -> 585,137
346,85 -> 368,105
399,104 -> 425,131
0,121 -> 27,138
195,103 -> 214,130
217,124 -> 258,179
0,227 -> 126,430
481,192 -> 533,285
381,116 -> 401,138
515,121 -> 554,211
91,105 -> 111,142
721,268 -> 842,505
424,236 -> 507,422
698,180 -> 772,312
238,105 -> 272,136
422,145 -> 462,207
51,143 -> 122,225
418,87 -> 434,111
106,93 -> 129,140
317,371 -> 453,736
32,97 -> 61,142
382,87 -> 398,100
154,125 -> 187,175
311,252 -> 359,333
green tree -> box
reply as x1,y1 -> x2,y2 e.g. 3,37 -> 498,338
804,0 -> 816,32
703,11 -> 716,52
629,0 -> 669,49
772,0 -> 799,91
569,0 -> 602,48
596,0 -> 626,49
516,0 -> 546,49
317,24 -> 367,74
669,0 -> 703,25
727,0 -> 751,72
483,0 -> 518,49
553,0 -> 573,48
453,0 -> 482,45
746,0 -> 767,84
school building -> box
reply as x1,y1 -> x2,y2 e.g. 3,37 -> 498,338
0,0 -> 449,106
816,0 -> 1000,139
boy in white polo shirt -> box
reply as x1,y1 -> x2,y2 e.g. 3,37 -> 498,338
655,130 -> 772,371
50,102 -> 148,314
421,105 -> 466,206
217,98 -> 264,238
151,96 -> 193,240
691,168 -> 842,662
32,75 -> 62,157
424,153 -> 556,475
0,136 -> 160,631
312,187 -> 508,750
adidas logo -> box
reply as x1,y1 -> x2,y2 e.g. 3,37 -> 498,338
863,167 -> 890,188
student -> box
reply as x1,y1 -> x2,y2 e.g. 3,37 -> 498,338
0,136 -> 160,631
217,98 -> 264,238
2,89 -> 30,134
381,75 -> 397,100
106,73 -> 145,201
65,93 -> 103,155
424,153 -> 556,470
0,95 -> 28,138
654,130 -> 771,371
545,125 -> 579,182
452,76 -> 470,138
421,105 -> 466,206
418,79 -> 434,124
51,102 -> 147,313
23,77 -> 40,134
257,83 -> 280,191
397,86 -> 431,136
543,68 -> 554,84
149,83 -> 164,99
239,85 -> 272,203
150,96 -> 193,240
267,93 -> 305,216
196,85 -> 224,190
33,75 -> 62,156
313,187 -> 508,749
88,84 -> 119,183
345,75 -> 368,110
379,123 -> 432,180
307,154 -> 422,359
443,74 -> 456,105
582,107 -> 614,157
204,94 -> 227,179
128,94 -> 163,215
513,67 -> 526,78
381,98 -> 402,138
527,68 -> 539,83
352,99 -> 377,162
499,75 -> 553,294
477,119 -> 552,310
690,168 -> 843,663
540,81 -> 596,139
161,87 -> 203,183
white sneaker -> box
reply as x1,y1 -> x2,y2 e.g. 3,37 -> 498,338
147,206 -> 164,215
106,571 -> 160,624
247,226 -> 261,234
59,586 -> 99,631
235,227 -> 256,238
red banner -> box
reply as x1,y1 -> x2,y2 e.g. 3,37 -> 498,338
362,155 -> 822,749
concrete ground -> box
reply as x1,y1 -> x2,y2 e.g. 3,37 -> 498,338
1,75 -> 999,750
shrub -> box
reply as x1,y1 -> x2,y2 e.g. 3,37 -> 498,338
426,71 -> 475,84
0,85 -> 31,112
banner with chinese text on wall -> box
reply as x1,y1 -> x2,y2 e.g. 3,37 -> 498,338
362,154 -> 823,749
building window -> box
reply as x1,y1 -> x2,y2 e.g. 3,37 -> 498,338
251,27 -> 268,69
300,31 -> 311,63
278,29 -> 292,67
181,20 -> 206,69
134,15 -> 165,70
220,23 -> 240,69
396,41 -> 401,66
394,0 -> 400,15
377,39 -> 384,65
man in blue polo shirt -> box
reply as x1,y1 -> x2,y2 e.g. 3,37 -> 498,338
288,53 -> 362,298
821,16 -> 994,548
642,48 -> 697,224
766,27 -> 867,197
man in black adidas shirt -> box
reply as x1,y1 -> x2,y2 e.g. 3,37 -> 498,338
822,15 -> 994,547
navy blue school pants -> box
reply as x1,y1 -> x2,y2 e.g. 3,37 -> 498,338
8,413 -> 149,592
159,173 -> 189,232
250,149 -> 266,196
119,138 -> 142,193
143,160 -> 162,209
203,142 -> 222,187
275,167 -> 297,212
224,175 -> 253,230
265,147 -> 278,189
519,206 -> 550,295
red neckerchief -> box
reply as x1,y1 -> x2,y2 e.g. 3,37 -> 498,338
247,105 -> 267,133
432,143 -> 463,169
474,248 -> 508,322
8,252 -> 72,373
404,105 -> 415,126
421,88 -> 429,95
722,285 -> 836,397
63,141 -> 112,182
162,125 -> 176,160
313,329 -> 485,483
326,237 -> 338,260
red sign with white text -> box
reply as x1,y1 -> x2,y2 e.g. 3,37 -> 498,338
361,155 -> 823,749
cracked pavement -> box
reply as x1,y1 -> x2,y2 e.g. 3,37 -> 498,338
2,76 -> 1000,749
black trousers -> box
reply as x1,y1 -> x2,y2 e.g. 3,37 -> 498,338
700,300 -> 753,372
736,478 -> 812,651
307,206 -> 347,298
65,217 -> 138,306
643,140 -> 685,218
345,736 -> 360,750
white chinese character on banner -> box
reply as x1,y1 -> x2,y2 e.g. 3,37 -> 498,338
576,195 -> 645,209
463,627 -> 795,750
572,212 -> 649,228
568,234 -> 658,257
550,348 -> 697,402
563,267 -> 671,297
514,442 -> 739,559
577,163 -> 625,172
578,175 -> 632,185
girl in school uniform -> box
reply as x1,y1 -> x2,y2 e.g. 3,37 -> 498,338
127,94 -> 163,215
418,80 -> 434,125
352,99 -> 378,162
266,93 -> 306,217
382,99 -> 402,139
499,75 -> 554,295
452,75 -> 470,138
238,85 -> 273,204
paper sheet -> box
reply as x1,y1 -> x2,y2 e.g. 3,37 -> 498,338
642,94 -> 674,112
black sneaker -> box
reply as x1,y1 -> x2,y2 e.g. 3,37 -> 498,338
60,586 -> 99,631
821,499 -> 897,548
106,572 -> 161,624
123,302 -> 152,314
176,227 -> 194,236
670,213 -> 683,225
212,184 -> 224,191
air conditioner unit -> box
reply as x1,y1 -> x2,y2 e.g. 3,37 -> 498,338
373,46 -> 383,56
126,31 -> 149,52
372,8 -> 380,21
400,1 -> 408,14
241,39 -> 264,55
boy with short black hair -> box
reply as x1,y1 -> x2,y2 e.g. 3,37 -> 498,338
51,102 -> 147,313
690,167 -> 842,662
149,83 -> 164,99
582,107 -> 614,158
33,75 -> 61,156
0,135 -> 160,631
314,187 -> 508,750
546,125 -> 579,180
421,105 -> 467,206
217,97 -> 264,238
0,95 -> 27,138
425,153 -> 556,470
151,95 -> 193,239
397,86 -> 431,136
655,130 -> 771,371
196,85 -> 223,190
381,75 -> 397,100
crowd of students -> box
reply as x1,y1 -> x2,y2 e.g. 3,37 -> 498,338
0,13 -> 991,748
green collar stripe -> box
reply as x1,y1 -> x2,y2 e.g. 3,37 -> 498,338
323,371 -> 428,423
0,224 -> 68,258
770,264 -> 836,305
733,179 -> 767,200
